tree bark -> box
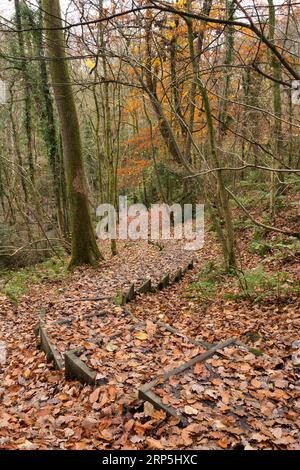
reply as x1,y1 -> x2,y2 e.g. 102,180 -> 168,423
14,0 -> 35,184
42,0 -> 102,268
268,0 -> 283,217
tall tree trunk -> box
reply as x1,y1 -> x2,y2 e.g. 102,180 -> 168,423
144,20 -> 183,164
185,0 -> 213,160
24,2 -> 69,239
268,0 -> 283,217
186,2 -> 236,270
42,0 -> 102,267
8,85 -> 28,203
14,0 -> 35,184
98,0 -> 117,255
219,0 -> 235,135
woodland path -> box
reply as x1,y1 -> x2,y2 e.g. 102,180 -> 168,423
0,235 -> 299,450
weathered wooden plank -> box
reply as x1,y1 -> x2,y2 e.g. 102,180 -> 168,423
139,338 -> 236,425
122,283 -> 135,305
188,259 -> 195,270
139,389 -> 187,425
182,264 -> 189,275
140,338 -> 235,393
172,268 -> 183,284
65,349 -> 108,386
56,310 -> 108,325
157,274 -> 170,291
127,283 -> 136,302
157,321 -> 212,350
65,350 -> 96,384
138,279 -> 152,295
182,259 -> 195,275
65,296 -> 111,303
40,326 -> 63,370
34,321 -> 42,341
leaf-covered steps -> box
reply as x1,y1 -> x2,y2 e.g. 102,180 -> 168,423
35,258 -> 197,382
120,258 -> 195,306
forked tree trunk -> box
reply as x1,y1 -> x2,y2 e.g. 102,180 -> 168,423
42,0 -> 102,267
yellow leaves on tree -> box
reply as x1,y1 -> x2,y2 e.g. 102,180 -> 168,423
86,58 -> 96,70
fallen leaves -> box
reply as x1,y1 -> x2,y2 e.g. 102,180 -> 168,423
23,369 -> 31,379
150,343 -> 299,450
184,405 -> 198,416
145,437 -> 164,450
146,321 -> 157,338
89,388 -> 101,404
106,342 -> 118,353
0,229 -> 299,451
181,423 -> 203,447
218,437 -> 229,449
250,378 -> 261,389
134,331 -> 148,341
0,340 -> 6,365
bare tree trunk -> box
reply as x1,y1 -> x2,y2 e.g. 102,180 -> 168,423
98,0 -> 117,255
186,3 -> 236,270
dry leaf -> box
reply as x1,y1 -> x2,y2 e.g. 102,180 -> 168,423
146,438 -> 164,450
89,388 -> 101,404
23,369 -> 31,379
251,379 -> 261,389
106,342 -> 118,352
135,331 -> 149,341
184,405 -> 198,416
218,437 -> 229,449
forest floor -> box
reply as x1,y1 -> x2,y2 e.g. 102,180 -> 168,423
0,194 -> 299,450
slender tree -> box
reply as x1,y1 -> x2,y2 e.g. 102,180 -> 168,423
14,0 -> 35,184
268,0 -> 283,217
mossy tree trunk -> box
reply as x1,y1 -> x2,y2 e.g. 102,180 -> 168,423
219,0 -> 235,135
14,0 -> 35,185
268,0 -> 283,217
24,2 -> 69,240
42,0 -> 102,268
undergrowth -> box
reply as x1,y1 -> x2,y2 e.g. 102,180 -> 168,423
0,257 -> 69,304
186,261 -> 299,305
226,265 -> 299,303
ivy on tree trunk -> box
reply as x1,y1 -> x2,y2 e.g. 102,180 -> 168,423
41,0 -> 102,268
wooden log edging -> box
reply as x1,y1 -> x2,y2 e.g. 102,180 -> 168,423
172,268 -> 183,284
37,323 -> 64,371
138,279 -> 152,295
139,338 -> 236,425
120,258 -> 196,304
157,274 -> 170,291
121,283 -> 136,305
35,257 -> 197,383
65,349 -> 109,386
